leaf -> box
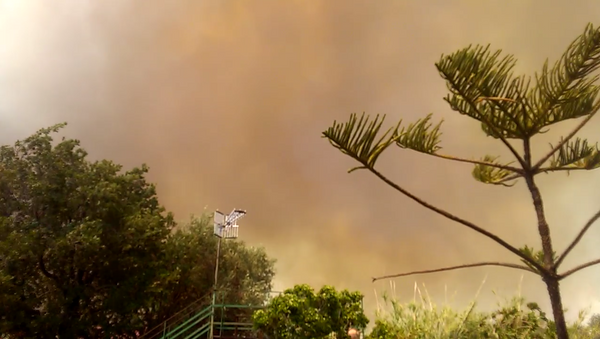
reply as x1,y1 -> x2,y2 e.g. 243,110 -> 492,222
472,155 -> 516,186
436,44 -> 533,139
519,245 -> 556,272
322,113 -> 401,173
530,23 -> 600,129
549,137 -> 600,170
395,114 -> 443,154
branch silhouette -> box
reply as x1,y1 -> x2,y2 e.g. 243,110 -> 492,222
537,167 -> 590,174
372,262 -> 536,282
366,166 -> 544,272
534,107 -> 600,171
556,208 -> 600,268
429,153 -> 522,173
559,258 -> 600,280
440,74 -> 527,169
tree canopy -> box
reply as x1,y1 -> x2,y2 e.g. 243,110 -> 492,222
0,124 -> 275,338
141,216 -> 275,332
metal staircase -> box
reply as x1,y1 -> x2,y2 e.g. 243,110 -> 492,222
138,292 -> 264,339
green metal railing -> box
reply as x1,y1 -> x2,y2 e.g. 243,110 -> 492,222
138,292 -> 268,339
138,293 -> 214,339
160,305 -> 213,339
211,303 -> 263,339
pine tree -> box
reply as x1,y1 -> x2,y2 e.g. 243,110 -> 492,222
322,23 -> 600,339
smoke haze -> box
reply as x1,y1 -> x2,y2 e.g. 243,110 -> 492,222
2,0 -> 600,320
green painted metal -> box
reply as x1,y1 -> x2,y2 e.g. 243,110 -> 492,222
138,293 -> 214,339
139,291 -> 269,339
163,305 -> 212,339
139,290 -> 285,339
213,304 -> 261,309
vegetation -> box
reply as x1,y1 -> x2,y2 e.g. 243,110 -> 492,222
252,283 -> 600,338
5,23 -> 600,339
252,284 -> 368,339
0,124 -> 274,338
323,22 -> 600,339
367,285 -> 600,339
139,216 -> 275,334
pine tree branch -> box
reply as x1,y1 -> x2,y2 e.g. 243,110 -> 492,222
559,258 -> 600,280
497,173 -> 523,184
429,153 -> 522,173
536,167 -> 589,174
365,166 -> 545,272
476,88 -> 530,138
494,163 -> 584,184
372,262 -> 536,282
530,24 -> 600,132
555,208 -> 600,269
475,97 -> 520,104
472,155 -> 520,186
441,71 -> 527,169
533,110 -> 600,171
496,129 -> 526,169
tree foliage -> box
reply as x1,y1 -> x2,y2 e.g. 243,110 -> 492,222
252,284 -> 368,339
0,124 -> 276,338
322,23 -> 600,339
0,124 -> 174,338
141,216 -> 275,332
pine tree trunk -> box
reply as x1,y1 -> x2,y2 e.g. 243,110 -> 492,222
522,168 -> 568,338
545,276 -> 569,339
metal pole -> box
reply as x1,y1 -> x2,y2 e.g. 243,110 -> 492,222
209,236 -> 222,338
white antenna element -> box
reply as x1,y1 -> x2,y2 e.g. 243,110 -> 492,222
213,208 -> 246,239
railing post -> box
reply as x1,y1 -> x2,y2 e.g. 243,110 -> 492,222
219,291 -> 225,338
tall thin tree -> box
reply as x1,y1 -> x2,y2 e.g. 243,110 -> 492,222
322,23 -> 600,339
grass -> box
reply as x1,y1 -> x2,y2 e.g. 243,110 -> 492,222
368,278 -> 600,339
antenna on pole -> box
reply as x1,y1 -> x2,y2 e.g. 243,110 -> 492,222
210,208 -> 247,338
213,208 -> 246,239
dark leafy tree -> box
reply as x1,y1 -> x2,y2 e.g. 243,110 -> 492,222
322,23 -> 600,339
0,123 -> 175,338
252,284 -> 368,339
0,125 -> 276,338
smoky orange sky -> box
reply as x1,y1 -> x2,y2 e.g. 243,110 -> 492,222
2,0 -> 600,322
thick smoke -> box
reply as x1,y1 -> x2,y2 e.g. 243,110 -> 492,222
1,0 -> 600,320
